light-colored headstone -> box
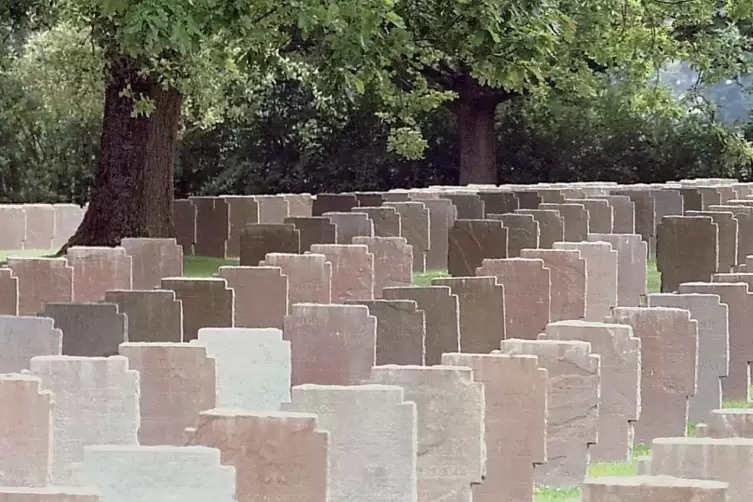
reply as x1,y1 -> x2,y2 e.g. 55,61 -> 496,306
521,248 -> 586,321
420,198 -> 456,271
647,293 -> 728,424
309,244 -> 374,302
540,203 -> 590,241
353,236 -> 412,296
6,257 -> 73,315
582,475 -> 728,502
222,195 -> 259,258
554,241 -> 618,322
282,384 -> 417,502
0,315 -> 62,372
384,201 -> 430,272
191,328 -> 290,411
686,210 -> 738,273
499,339 -> 600,488
515,209 -> 564,248
51,204 -> 84,250
699,409 -> 753,438
29,355 -> 139,485
353,206 -> 401,237
567,198 -> 613,233
540,321 -> 640,463
262,253 -> 332,304
441,353 -> 547,502
65,247 -> 132,302
590,195 -> 635,233
23,204 -> 55,249
588,234 -> 648,307
119,238 -> 183,289
0,488 -> 100,502
283,193 -> 313,217
0,205 -> 26,250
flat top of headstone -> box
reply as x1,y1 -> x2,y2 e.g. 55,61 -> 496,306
583,475 -> 728,489
653,437 -> 753,445
85,445 -> 218,454
709,409 -> 753,415
294,383 -> 403,392
0,373 -> 42,382
548,320 -> 630,329
0,488 -> 102,495
200,408 -> 318,419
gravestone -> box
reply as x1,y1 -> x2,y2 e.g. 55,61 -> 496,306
442,353 -> 547,502
539,202 -> 589,241
515,209 -> 564,248
657,216 -> 718,292
588,233 -> 648,306
521,248 -> 586,321
368,365 -> 484,500
487,213 -> 539,257
173,199 -> 196,255
190,196 -> 230,258
0,267 -> 19,315
514,190 -> 543,209
442,193 -> 485,219
433,276 -> 506,353
284,216 -> 337,251
186,409 -> 328,502
353,206 -> 401,237
222,195 -> 258,258
708,205 -> 753,268
120,238 -> 183,290
590,195 -> 635,233
161,277 -> 234,341
355,191 -> 384,207
686,210 -> 738,273
239,224 -> 300,266
262,253 -> 332,304
0,316 -> 61,373
65,247 -> 132,302
352,236 -> 412,296
42,303 -> 126,357
104,290 -> 182,343
309,244 -> 374,301
284,303 -> 376,386
0,205 -> 25,249
480,191 -> 519,214
253,194 -> 288,223
541,321 -> 641,462
23,204 -> 55,249
607,307 -> 698,443
351,299 -> 425,365
567,198 -> 613,233
323,212 -> 374,244
119,342 -> 215,445
554,241 -> 618,322
283,193 -> 313,217
382,286 -> 460,366
312,193 -> 358,216
477,258 -> 550,340
282,384 -> 417,502
582,476 -> 728,502
448,219 -> 508,277
217,266 -> 288,329
420,198 -> 456,270
499,339 -> 600,488
648,293 -> 729,423
384,201 -> 430,273
614,190 -> 655,248
52,204 -> 84,249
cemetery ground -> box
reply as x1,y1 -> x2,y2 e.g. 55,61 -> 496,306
0,246 -> 744,501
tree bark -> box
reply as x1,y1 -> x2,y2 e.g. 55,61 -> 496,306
446,75 -> 507,185
59,51 -> 182,253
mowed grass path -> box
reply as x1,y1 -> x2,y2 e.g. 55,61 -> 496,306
0,250 -> 741,500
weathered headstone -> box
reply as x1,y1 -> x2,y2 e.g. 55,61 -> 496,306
582,476 -> 728,502
262,252 -> 332,304
420,198 -> 456,271
487,212 -> 539,257
515,209 -> 564,248
104,290 -> 183,343
657,216 -> 719,292
161,277 -> 234,341
217,266 -> 288,329
239,224 -> 300,266
442,193 -> 485,219
42,303 -> 126,357
284,303 -> 376,386
120,238 -> 183,289
0,205 -> 25,250
284,216 -> 337,251
65,247 -> 132,302
448,219 -> 508,277
352,236 -> 412,296
687,210 -> 738,273
590,195 -> 635,233
588,233 -> 648,306
567,198 -> 613,233
0,267 -> 19,315
23,204 -> 55,249
312,193 -> 358,216
353,206 -> 401,237
384,201 -> 430,273
324,211 -> 374,244
539,202 -> 590,241
554,241 -> 618,321
480,191 -> 519,215
190,196 -> 230,258
351,299 -> 425,365
521,248 -> 586,321
283,193 -> 313,217
222,195 -> 259,258
309,244 -> 374,301
173,199 -> 196,256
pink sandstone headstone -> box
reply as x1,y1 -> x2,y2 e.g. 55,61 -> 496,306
353,206 -> 401,237
648,293 -> 729,424
606,307 -> 698,443
323,211 -> 374,244
0,374 -> 52,487
23,205 -> 55,249
352,236 -> 412,296
540,321 -> 641,463
284,303 -> 376,386
515,209 -> 564,248
539,202 -> 590,241
0,268 -> 19,315
0,205 -> 26,249
283,193 -> 313,217
6,258 -> 73,315
419,198 -> 456,271
384,201 -> 430,273
254,194 -> 289,223
262,253 -> 332,304
0,315 -> 62,372
499,339 -> 600,488
678,282 -> 753,402
65,247 -> 132,302
441,353 -> 547,502
217,266 -> 288,329
590,195 -> 635,233
367,365 -> 484,500
567,198 -> 613,233
119,342 -> 215,445
554,241 -> 618,322
309,244 -> 374,302
588,233 -> 648,306
119,238 -> 183,289
161,277 -> 234,341
51,204 -> 84,249
186,409 -> 328,502
0,488 -> 101,502
582,476 -> 728,502
477,258 -> 550,340
521,248 -> 586,321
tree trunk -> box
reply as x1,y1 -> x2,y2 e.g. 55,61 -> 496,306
453,84 -> 500,185
59,51 -> 182,253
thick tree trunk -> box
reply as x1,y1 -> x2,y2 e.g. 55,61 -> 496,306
59,51 -> 182,253
446,75 -> 506,185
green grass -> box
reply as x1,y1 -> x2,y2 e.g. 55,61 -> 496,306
413,269 -> 450,286
182,255 -> 239,277
647,258 -> 660,294
0,248 -> 57,265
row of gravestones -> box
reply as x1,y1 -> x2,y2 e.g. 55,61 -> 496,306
0,204 -> 84,250
2,179 -> 753,500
